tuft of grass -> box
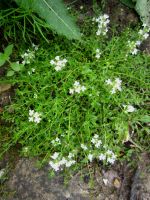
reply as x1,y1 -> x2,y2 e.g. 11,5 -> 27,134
0,14 -> 150,174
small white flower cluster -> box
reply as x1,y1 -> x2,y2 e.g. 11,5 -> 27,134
28,68 -> 35,75
49,152 -> 76,172
0,169 -> 5,179
123,104 -> 136,113
99,150 -> 116,164
93,14 -> 110,36
81,143 -> 88,150
34,93 -> 38,99
91,134 -> 102,148
69,81 -> 86,94
127,40 -> 141,55
85,134 -> 117,164
105,78 -> 122,94
21,44 -> 38,65
28,109 -> 42,124
32,43 -> 39,51
127,24 -> 150,56
50,56 -> 67,71
51,137 -> 61,146
138,24 -> 150,40
95,49 -> 101,59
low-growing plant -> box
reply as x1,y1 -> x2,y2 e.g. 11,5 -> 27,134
1,13 -> 150,174
0,44 -> 24,76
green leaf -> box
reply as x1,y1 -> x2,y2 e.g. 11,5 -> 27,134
10,62 -> 23,71
139,115 -> 150,123
7,70 -> 15,77
0,53 -> 6,67
15,0 -> 81,40
120,0 -> 135,8
4,44 -> 13,58
135,0 -> 150,26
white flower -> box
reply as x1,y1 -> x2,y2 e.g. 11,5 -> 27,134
34,116 -> 41,124
28,116 -> 34,122
68,153 -> 74,159
34,93 -> 37,99
107,78 -> 122,94
51,152 -> 59,160
124,105 -> 136,113
94,14 -> 110,36
95,49 -> 101,59
136,41 -> 141,46
99,153 -> 106,161
105,79 -> 112,85
103,178 -> 109,185
131,48 -> 138,55
88,154 -> 93,162
95,140 -> 102,148
59,157 -> 67,165
81,144 -> 88,150
21,49 -> 35,65
55,56 -> 60,61
143,33 -> 149,39
70,81 -> 86,94
51,138 -> 61,146
29,109 -> 34,116
94,134 -> 99,139
81,86 -> 86,92
106,150 -> 113,155
49,161 -> 60,171
74,86 -> 81,93
69,88 -> 74,94
107,157 -> 115,164
50,56 -> 67,71
50,60 -> 55,65
32,43 -> 39,51
65,160 -> 76,167
0,169 -> 5,179
74,81 -> 80,86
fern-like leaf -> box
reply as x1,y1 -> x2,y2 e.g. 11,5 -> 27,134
15,0 -> 81,40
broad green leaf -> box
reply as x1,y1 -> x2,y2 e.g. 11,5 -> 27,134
7,70 -> 15,76
139,115 -> 150,123
0,53 -> 6,67
15,0 -> 81,40
10,62 -> 23,71
120,0 -> 135,8
4,44 -> 13,58
135,0 -> 150,26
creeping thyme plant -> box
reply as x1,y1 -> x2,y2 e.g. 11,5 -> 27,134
1,13 -> 150,174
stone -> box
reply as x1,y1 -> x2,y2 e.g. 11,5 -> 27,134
0,84 -> 11,94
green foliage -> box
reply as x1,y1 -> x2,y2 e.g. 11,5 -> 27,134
0,44 -> 13,67
15,0 -> 81,40
1,20 -> 149,173
120,0 -> 135,8
0,44 -> 24,76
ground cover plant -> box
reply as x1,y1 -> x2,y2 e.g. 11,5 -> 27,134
0,10 -> 150,176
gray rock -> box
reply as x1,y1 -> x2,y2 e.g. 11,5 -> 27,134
5,158 -> 93,200
4,158 -> 120,200
130,153 -> 150,200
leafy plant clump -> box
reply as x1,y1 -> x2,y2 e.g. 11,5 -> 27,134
1,14 -> 150,174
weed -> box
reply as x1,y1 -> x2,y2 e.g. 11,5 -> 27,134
1,13 -> 150,175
